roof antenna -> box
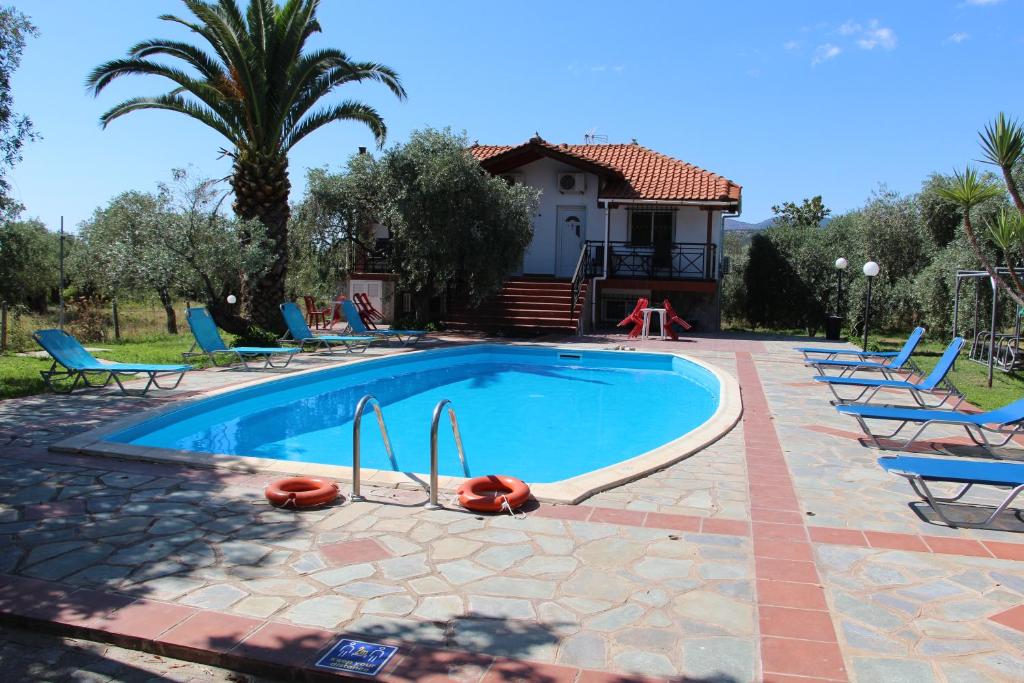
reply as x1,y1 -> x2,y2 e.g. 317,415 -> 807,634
584,127 -> 608,144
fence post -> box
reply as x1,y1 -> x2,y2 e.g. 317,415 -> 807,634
112,299 -> 121,342
1,301 -> 7,353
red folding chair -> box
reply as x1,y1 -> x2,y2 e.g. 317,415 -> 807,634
351,293 -> 379,330
616,297 -> 648,339
303,296 -> 330,330
354,292 -> 384,324
662,298 -> 693,340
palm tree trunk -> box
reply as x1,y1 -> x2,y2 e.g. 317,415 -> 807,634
963,213 -> 1024,309
231,150 -> 292,334
1002,166 -> 1024,215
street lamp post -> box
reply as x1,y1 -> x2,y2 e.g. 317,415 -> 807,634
834,257 -> 848,316
862,261 -> 880,351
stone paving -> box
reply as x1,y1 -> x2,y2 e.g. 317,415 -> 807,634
0,332 -> 1022,681
0,624 -> 264,682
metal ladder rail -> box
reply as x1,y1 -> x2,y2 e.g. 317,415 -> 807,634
428,398 -> 470,509
351,394 -> 398,502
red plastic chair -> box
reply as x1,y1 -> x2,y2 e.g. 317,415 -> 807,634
354,292 -> 384,324
303,296 -> 330,330
662,298 -> 693,340
349,293 -> 379,330
324,293 -> 347,329
617,297 -> 648,339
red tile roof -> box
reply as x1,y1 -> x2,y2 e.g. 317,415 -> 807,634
470,138 -> 741,204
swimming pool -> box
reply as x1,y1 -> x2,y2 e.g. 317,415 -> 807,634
106,345 -> 725,486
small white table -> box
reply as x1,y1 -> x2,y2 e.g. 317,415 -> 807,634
640,307 -> 667,341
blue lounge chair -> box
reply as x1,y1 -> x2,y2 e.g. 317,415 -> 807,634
806,327 -> 924,378
837,397 -> 1024,452
341,299 -> 426,346
33,329 -> 189,396
879,455 -> 1024,529
814,337 -> 965,408
796,331 -> 911,360
184,307 -> 299,370
279,302 -> 376,354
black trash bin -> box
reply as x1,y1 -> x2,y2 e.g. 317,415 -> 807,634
824,315 -> 843,341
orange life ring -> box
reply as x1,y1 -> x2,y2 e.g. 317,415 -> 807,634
457,475 -> 531,513
265,477 -> 339,508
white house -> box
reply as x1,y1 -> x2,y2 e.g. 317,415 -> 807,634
348,136 -> 742,333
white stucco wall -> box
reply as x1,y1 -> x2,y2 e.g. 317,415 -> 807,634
495,158 -> 730,279
512,157 -> 604,275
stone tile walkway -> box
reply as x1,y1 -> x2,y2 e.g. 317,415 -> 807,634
0,624 -> 264,682
0,332 -> 1022,681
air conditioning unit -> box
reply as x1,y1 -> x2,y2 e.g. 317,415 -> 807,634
557,172 -> 585,194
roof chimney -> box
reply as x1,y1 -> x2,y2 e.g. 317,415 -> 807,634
358,146 -> 367,155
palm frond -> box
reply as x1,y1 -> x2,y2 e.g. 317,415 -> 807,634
284,100 -> 385,150
126,39 -> 226,82
980,112 -> 1024,170
935,167 -> 1005,208
984,208 -> 1024,251
99,94 -> 236,141
92,0 -> 403,156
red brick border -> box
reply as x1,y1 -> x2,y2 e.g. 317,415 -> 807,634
807,526 -> 1024,560
736,351 -> 848,682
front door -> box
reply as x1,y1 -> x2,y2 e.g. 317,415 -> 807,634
555,206 -> 586,277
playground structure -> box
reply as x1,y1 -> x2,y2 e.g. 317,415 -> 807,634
951,267 -> 1024,385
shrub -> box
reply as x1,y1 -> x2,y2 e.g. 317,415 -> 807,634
68,297 -> 109,342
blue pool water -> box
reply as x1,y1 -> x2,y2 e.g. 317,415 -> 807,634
109,345 -> 719,483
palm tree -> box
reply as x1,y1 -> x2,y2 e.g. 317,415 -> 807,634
87,0 -> 405,333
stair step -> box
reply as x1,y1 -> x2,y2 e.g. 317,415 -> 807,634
453,303 -> 576,314
502,282 -> 574,292
446,311 -> 579,323
443,277 -> 587,333
443,320 -> 577,332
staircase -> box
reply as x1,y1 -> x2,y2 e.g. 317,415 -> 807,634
443,277 -> 588,335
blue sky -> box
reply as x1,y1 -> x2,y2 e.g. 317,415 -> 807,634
5,0 -> 1023,231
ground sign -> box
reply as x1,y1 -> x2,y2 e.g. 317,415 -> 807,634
314,638 -> 399,676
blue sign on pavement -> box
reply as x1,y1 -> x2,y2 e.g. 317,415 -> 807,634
314,638 -> 399,676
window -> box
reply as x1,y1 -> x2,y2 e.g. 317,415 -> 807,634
601,293 -> 649,322
629,210 -> 673,245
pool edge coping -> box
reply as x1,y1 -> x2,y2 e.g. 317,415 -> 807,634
50,343 -> 742,505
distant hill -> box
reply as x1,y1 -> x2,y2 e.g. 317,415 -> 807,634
725,217 -> 833,231
725,217 -> 773,231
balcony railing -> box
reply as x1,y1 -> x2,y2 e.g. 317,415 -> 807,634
584,240 -> 717,281
353,240 -> 393,274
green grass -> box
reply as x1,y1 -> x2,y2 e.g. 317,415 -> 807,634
871,335 -> 1023,411
0,334 -> 195,400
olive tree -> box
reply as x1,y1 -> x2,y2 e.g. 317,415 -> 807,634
0,218 -> 58,310
72,170 -> 272,338
291,129 -> 539,325
0,6 -> 38,220
289,155 -> 386,298
72,191 -> 181,332
380,129 -> 538,323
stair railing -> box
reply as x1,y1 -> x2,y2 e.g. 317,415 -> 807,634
569,244 -> 591,328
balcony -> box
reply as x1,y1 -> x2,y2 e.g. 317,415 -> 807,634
353,239 -> 393,274
583,240 -> 717,281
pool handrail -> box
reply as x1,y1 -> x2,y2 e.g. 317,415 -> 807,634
351,394 -> 397,501
429,398 -> 470,508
